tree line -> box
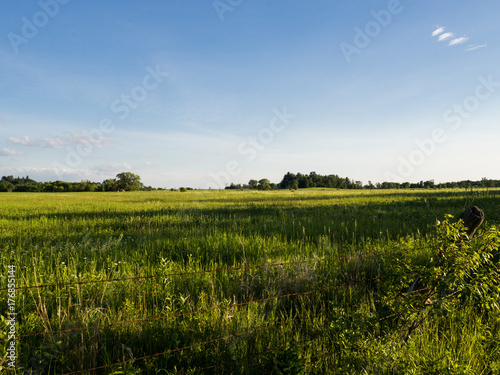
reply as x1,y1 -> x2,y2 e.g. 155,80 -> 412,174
225,171 -> 500,190
2,171 -> 500,193
0,172 -> 159,192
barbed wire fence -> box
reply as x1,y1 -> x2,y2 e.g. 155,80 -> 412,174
1,249 -> 408,293
2,248 -> 418,373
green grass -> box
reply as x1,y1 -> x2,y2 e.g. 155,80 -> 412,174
1,188 -> 500,374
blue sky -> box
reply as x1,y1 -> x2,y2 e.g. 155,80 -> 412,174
1,0 -> 499,188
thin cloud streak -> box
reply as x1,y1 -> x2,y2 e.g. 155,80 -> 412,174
8,136 -> 40,146
432,26 -> 445,36
7,133 -> 110,150
0,148 -> 24,156
438,32 -> 454,41
466,44 -> 487,51
449,37 -> 469,46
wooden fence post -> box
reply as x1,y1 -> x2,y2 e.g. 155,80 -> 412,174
458,206 -> 485,238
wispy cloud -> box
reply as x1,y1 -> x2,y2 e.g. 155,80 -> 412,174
0,148 -> 23,156
449,37 -> 469,46
43,136 -> 68,149
466,44 -> 487,51
91,164 -> 134,175
8,136 -> 40,146
0,166 -> 94,181
432,25 -> 484,51
43,132 -> 107,148
437,32 -> 454,41
9,132 -> 111,150
432,26 -> 445,36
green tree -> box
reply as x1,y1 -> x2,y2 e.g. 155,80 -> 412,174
258,179 -> 271,190
279,172 -> 297,189
0,180 -> 14,192
103,179 -> 118,191
115,172 -> 141,191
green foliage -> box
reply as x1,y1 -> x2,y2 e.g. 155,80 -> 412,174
248,179 -> 258,189
0,180 -> 14,192
258,178 -> 271,190
1,189 -> 500,373
116,172 -> 142,191
396,215 -> 500,315
103,178 -> 118,191
0,173 -> 158,192
427,216 -> 500,311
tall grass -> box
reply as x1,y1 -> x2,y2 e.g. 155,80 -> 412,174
1,188 -> 499,373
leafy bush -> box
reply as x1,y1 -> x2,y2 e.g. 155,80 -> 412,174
421,215 -> 500,312
378,215 -> 500,345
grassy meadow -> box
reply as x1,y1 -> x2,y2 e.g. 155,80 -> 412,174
1,188 -> 500,374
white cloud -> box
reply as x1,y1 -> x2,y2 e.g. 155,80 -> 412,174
8,136 -> 40,146
90,164 -> 134,175
43,132 -> 109,150
43,136 -> 68,149
432,25 -> 483,51
0,148 -> 24,156
449,37 -> 469,46
432,26 -> 445,36
437,32 -> 454,41
0,166 -> 95,182
466,44 -> 487,51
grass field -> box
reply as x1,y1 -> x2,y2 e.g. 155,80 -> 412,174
1,188 -> 500,374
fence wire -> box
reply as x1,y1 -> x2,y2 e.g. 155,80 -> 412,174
6,248 -> 415,374
17,275 -> 385,339
2,248 -> 407,291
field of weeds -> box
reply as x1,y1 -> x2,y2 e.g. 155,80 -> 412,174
1,188 -> 500,374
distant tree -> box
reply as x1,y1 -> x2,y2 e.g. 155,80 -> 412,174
258,179 -> 271,190
103,179 -> 117,191
15,183 -> 40,192
309,171 -> 320,187
116,172 -> 141,191
248,179 -> 258,189
0,180 -> 14,192
297,173 -> 309,188
180,187 -> 187,192
279,172 -> 297,189
225,183 -> 243,190
2,175 -> 15,184
424,180 -> 435,189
